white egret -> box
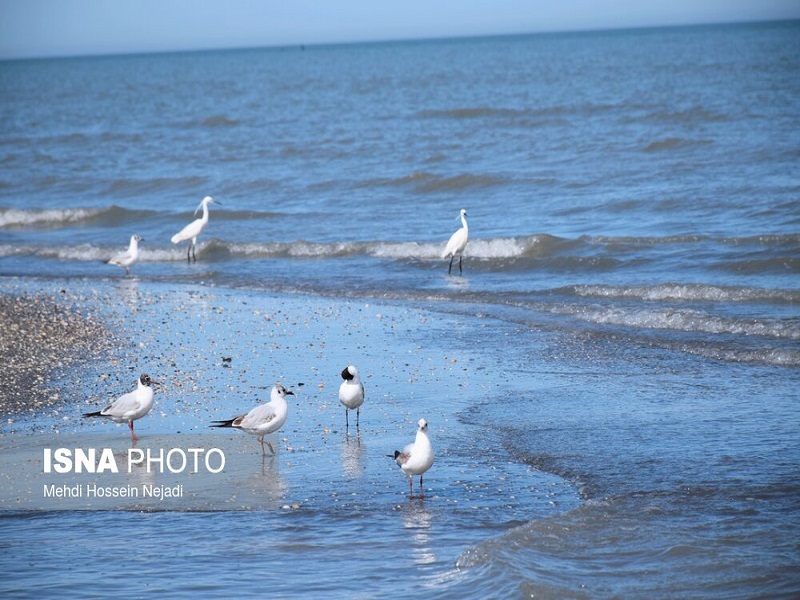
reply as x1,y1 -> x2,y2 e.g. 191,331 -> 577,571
83,374 -> 159,442
211,383 -> 294,455
393,418 -> 435,498
442,208 -> 469,275
171,196 -> 220,262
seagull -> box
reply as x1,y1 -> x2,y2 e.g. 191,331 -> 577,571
339,365 -> 365,431
210,383 -> 294,455
171,195 -> 220,263
105,234 -> 143,276
442,208 -> 469,275
393,418 -> 435,498
83,374 -> 159,442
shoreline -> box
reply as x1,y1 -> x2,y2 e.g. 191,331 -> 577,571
0,288 -> 117,417
1,276 -> 581,516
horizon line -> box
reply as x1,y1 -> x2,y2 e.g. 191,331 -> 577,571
2,16 -> 797,63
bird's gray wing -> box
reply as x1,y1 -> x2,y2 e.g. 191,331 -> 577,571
238,403 -> 277,429
101,390 -> 140,419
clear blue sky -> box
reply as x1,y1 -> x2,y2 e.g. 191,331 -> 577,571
1,0 -> 798,59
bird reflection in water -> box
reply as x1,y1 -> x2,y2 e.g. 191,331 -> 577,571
402,503 -> 436,566
341,433 -> 364,478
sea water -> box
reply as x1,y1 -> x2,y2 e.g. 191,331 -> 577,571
1,21 -> 799,598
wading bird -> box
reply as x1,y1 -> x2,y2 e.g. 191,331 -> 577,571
83,374 -> 159,442
105,234 -> 143,275
171,196 -> 220,262
442,208 -> 469,275
393,418 -> 435,498
210,383 -> 294,455
339,365 -> 365,431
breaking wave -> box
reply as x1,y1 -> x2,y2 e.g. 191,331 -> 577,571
570,283 -> 800,305
556,304 -> 800,340
0,206 -> 155,229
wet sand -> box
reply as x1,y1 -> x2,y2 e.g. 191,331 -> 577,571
0,290 -> 117,415
1,278 -> 578,515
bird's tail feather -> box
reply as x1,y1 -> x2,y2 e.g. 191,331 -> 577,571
83,411 -> 103,418
210,419 -> 236,428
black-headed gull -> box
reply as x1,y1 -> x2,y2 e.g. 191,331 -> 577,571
394,418 -> 435,498
83,374 -> 159,441
105,234 -> 143,276
339,365 -> 365,431
211,383 -> 294,455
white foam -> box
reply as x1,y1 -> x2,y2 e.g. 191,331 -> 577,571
573,284 -> 799,304
0,208 -> 102,229
562,305 -> 800,340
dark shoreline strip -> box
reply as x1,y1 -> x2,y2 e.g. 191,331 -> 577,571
0,292 -> 115,416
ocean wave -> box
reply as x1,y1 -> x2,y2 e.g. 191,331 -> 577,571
354,171 -> 507,193
0,235 -> 553,263
588,233 -> 800,246
2,232 -> 796,276
643,137 -> 713,153
571,283 -> 800,305
417,107 -> 523,120
0,207 -> 102,229
648,106 -> 729,124
169,114 -> 240,128
416,103 -> 619,122
0,206 -> 156,230
682,345 -> 800,367
558,305 -> 800,340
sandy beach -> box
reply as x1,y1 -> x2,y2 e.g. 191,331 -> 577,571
1,277 -> 575,517
0,290 -> 116,416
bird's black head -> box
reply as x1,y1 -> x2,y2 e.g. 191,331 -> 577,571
341,366 -> 355,381
276,383 -> 295,397
140,374 -> 153,386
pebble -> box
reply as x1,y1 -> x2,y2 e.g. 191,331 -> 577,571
0,292 -> 116,415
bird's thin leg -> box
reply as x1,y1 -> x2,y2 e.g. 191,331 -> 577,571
186,244 -> 191,263
128,420 -> 139,442
267,441 -> 275,454
419,475 -> 425,498
409,477 -> 414,498
345,408 -> 349,431
258,435 -> 266,456
356,407 -> 360,429
125,267 -> 130,276
458,255 -> 463,275
448,256 -> 454,275
191,240 -> 197,263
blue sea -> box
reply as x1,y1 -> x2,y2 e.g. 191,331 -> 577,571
1,20 -> 799,598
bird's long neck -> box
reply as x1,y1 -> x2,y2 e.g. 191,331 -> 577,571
460,213 -> 468,233
415,430 -> 431,450
128,236 -> 138,251
199,202 -> 210,224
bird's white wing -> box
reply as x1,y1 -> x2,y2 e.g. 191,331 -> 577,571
109,249 -> 134,265
443,228 -> 467,258
171,218 -> 203,244
239,402 -> 277,429
101,390 -> 141,419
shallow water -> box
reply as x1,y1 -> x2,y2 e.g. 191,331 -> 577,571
1,20 -> 799,598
